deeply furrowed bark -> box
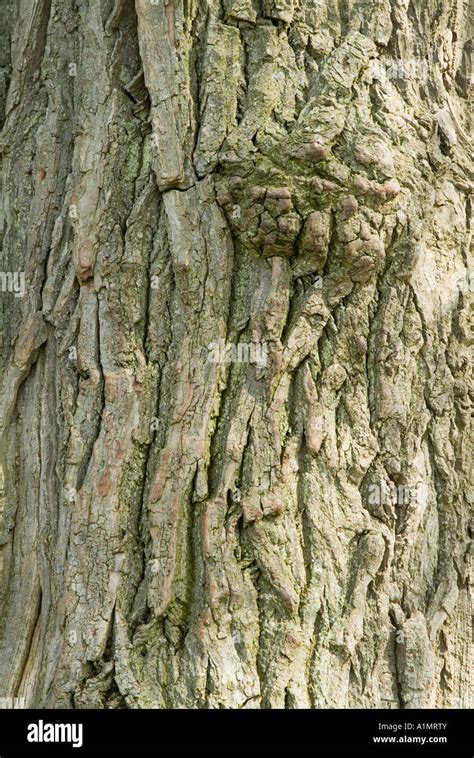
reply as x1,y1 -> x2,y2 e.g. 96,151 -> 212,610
0,0 -> 472,709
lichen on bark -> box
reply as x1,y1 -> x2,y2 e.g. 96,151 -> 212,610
0,0 -> 472,710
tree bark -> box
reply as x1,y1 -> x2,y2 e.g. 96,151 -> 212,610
0,0 -> 471,709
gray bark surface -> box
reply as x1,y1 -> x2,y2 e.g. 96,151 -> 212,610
0,0 -> 472,709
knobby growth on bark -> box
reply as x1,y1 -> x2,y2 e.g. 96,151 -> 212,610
0,0 -> 472,709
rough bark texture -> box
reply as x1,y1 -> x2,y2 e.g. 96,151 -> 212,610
0,0 -> 472,709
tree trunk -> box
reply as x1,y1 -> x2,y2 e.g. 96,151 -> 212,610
0,0 -> 471,710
